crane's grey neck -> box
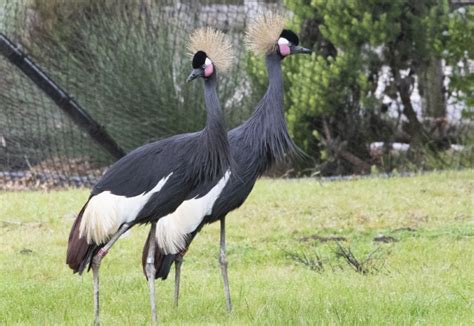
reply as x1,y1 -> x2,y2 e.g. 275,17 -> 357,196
265,52 -> 284,103
192,72 -> 231,182
203,73 -> 224,132
242,52 -> 299,168
252,53 -> 284,117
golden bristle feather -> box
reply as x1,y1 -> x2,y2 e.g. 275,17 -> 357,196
245,12 -> 286,55
188,27 -> 234,73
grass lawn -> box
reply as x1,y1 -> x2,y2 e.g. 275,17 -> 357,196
0,170 -> 473,325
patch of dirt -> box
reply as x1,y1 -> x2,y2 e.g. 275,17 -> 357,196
20,248 -> 33,255
1,220 -> 43,229
299,234 -> 347,242
62,213 -> 78,220
1,220 -> 22,228
391,227 -> 417,233
1,157 -> 106,190
373,234 -> 398,243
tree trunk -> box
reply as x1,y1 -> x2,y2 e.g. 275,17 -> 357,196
390,66 -> 429,147
419,59 -> 446,118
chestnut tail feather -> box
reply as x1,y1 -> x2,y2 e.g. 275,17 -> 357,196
66,200 -> 99,274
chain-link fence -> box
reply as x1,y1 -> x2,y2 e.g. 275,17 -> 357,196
0,0 -> 282,190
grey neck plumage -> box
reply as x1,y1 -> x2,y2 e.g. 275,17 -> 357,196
204,73 -> 225,136
242,52 -> 299,168
191,72 -> 231,182
264,52 -> 284,106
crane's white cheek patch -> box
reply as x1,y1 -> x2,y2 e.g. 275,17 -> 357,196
156,170 -> 231,254
79,173 -> 172,244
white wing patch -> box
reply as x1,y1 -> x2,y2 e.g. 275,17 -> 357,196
155,170 -> 231,254
79,173 -> 173,244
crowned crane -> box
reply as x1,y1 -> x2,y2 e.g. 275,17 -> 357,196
142,13 -> 311,312
66,27 -> 234,325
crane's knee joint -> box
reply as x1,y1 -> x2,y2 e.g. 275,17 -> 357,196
95,248 -> 108,260
99,247 -> 109,256
219,255 -> 228,266
92,249 -> 108,267
145,262 -> 156,280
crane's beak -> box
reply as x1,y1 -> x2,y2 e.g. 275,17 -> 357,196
187,68 -> 204,82
291,45 -> 312,55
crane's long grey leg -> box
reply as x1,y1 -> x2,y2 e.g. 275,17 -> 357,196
174,254 -> 183,306
219,217 -> 232,312
145,222 -> 158,326
92,262 -> 100,326
91,223 -> 131,326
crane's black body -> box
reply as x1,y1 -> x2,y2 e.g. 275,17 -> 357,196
67,72 -> 231,273
145,52 -> 300,279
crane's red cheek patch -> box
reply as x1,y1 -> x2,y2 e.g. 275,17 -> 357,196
279,44 -> 290,57
204,64 -> 214,77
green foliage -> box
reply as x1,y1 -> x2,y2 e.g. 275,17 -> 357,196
0,170 -> 473,324
246,0 -> 474,174
440,7 -> 474,108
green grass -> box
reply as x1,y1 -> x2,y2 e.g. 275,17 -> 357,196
0,170 -> 473,325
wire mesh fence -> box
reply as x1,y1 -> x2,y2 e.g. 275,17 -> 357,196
2,1 -> 472,190
0,0 -> 282,190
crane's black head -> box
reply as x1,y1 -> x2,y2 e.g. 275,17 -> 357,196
277,29 -> 311,58
187,51 -> 214,82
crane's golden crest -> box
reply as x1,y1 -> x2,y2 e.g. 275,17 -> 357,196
188,27 -> 234,73
245,12 -> 286,55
